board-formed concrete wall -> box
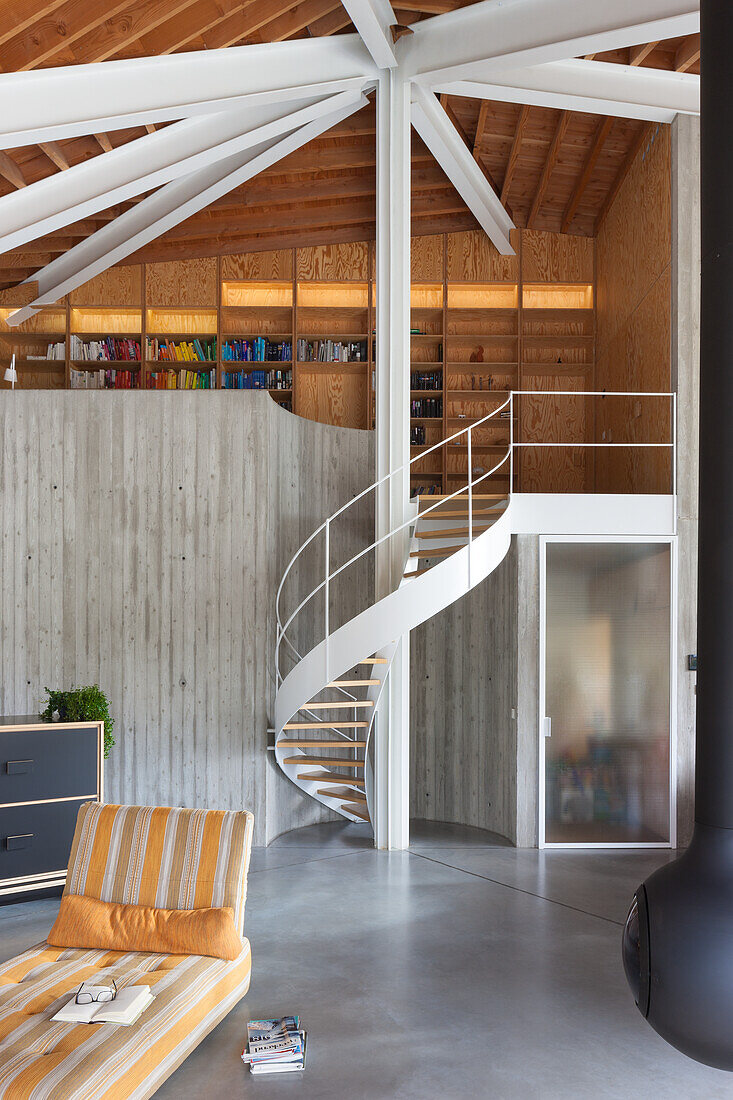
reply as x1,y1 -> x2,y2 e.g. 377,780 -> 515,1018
0,391 -> 374,845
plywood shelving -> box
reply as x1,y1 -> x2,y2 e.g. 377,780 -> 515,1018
1,232 -> 596,490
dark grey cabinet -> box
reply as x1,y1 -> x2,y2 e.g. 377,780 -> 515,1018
0,717 -> 103,904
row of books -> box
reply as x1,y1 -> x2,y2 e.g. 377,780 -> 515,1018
296,338 -> 367,363
242,1017 -> 306,1076
221,338 -> 291,362
70,368 -> 139,389
411,425 -> 429,446
147,369 -> 216,389
146,338 -> 216,363
411,370 -> 442,390
70,335 -> 141,362
411,484 -> 442,497
222,369 -> 291,390
28,342 -> 65,360
411,398 -> 442,418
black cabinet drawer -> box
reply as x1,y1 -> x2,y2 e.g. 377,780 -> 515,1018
0,728 -> 97,804
0,800 -> 86,881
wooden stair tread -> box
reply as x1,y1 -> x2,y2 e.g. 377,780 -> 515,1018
285,756 -> 364,767
404,567 -> 435,578
300,771 -> 365,786
283,720 -> 369,729
419,493 -> 506,503
410,544 -> 464,558
327,679 -> 381,687
318,787 -> 367,802
341,803 -> 370,821
358,657 -> 389,664
423,508 -> 505,519
280,738 -> 366,748
415,524 -> 494,539
302,699 -> 374,710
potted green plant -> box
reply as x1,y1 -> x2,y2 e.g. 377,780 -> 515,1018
39,685 -> 115,758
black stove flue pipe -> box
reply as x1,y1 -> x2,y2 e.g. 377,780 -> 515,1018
621,0 -> 733,1070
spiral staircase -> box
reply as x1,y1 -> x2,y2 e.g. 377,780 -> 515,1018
273,389 -> 676,834
274,398 -> 517,829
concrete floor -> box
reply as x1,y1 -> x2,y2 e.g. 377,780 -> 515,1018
3,822 -> 733,1099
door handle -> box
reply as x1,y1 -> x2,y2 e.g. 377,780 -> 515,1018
6,760 -> 34,775
543,717 -> 552,738
5,834 -> 33,851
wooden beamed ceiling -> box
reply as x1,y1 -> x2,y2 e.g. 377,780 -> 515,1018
0,2 -> 700,288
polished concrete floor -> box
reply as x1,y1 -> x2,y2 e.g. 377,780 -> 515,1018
3,822 -> 733,1099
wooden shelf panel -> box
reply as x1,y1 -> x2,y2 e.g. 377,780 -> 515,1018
522,283 -> 593,309
221,281 -> 292,308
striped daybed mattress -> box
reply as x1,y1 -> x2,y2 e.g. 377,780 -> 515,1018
0,803 -> 254,1100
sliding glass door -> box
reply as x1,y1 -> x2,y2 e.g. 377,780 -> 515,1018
540,539 -> 674,847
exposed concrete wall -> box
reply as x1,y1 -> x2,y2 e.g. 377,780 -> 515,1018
0,392 -> 374,846
672,113 -> 700,848
410,542 -> 518,842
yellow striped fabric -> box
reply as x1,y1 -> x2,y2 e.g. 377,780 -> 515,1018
0,939 -> 251,1100
0,802 -> 255,1099
64,803 -> 254,934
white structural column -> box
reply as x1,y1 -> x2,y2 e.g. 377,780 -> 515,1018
373,69 -> 411,850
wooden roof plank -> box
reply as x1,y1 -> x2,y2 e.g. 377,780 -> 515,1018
500,103 -> 530,205
560,115 -> 613,233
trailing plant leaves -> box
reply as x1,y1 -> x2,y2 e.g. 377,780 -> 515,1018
40,685 -> 115,758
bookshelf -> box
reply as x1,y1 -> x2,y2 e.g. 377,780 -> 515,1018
1,232 -> 596,491
0,306 -> 66,389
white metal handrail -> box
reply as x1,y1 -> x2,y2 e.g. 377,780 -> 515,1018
275,390 -> 676,688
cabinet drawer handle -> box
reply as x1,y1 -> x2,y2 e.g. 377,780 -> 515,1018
6,760 -> 34,775
5,834 -> 33,851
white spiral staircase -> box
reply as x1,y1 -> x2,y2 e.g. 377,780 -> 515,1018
274,397 -> 517,828
273,390 -> 676,833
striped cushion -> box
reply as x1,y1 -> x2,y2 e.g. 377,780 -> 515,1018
65,804 -> 254,934
0,939 -> 252,1100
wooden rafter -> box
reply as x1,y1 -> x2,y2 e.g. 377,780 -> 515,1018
38,142 -> 70,171
675,33 -> 700,72
93,134 -> 113,153
439,94 -> 501,195
0,152 -> 26,190
629,40 -> 659,66
500,103 -> 529,206
560,115 -> 613,233
527,110 -> 569,228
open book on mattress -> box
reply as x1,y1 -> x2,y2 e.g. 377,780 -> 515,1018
52,986 -> 153,1026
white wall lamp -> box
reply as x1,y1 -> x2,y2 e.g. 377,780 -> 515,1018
3,353 -> 16,389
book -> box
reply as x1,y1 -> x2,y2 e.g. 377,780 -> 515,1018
52,985 -> 153,1026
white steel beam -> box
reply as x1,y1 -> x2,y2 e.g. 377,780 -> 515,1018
8,90 -> 367,324
401,0 -> 699,85
0,95 -> 348,255
436,59 -> 700,121
0,37 -> 376,148
410,85 -> 515,255
373,70 -> 411,851
340,0 -> 398,69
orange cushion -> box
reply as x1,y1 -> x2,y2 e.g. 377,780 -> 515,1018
47,893 -> 243,961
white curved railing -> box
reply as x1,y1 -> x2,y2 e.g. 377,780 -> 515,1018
273,390 -> 676,830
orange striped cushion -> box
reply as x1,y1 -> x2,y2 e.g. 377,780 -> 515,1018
47,893 -> 244,961
64,803 -> 254,933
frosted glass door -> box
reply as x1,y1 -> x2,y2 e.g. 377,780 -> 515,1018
543,542 -> 671,845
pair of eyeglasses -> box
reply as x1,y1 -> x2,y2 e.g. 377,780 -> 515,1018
75,979 -> 117,1005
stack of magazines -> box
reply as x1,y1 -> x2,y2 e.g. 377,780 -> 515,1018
241,1016 -> 307,1075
